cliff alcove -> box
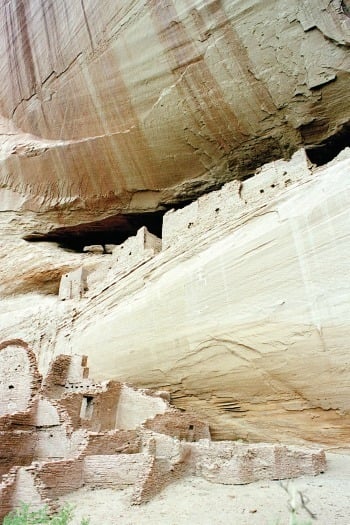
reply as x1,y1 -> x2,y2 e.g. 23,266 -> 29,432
1,1 -> 350,521
23,211 -> 165,252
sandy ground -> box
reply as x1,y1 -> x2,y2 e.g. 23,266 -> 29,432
59,453 -> 350,525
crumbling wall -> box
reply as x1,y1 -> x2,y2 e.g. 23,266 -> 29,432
42,354 -> 73,399
58,267 -> 87,301
190,441 -> 326,484
143,412 -> 210,441
0,345 -> 328,518
162,149 -> 311,250
35,459 -> 84,499
115,385 -> 168,430
0,340 -> 41,415
132,438 -> 192,505
58,381 -> 120,432
55,150 -> 309,302
111,227 -> 161,273
84,430 -> 141,455
0,431 -> 36,476
57,227 -> 162,302
34,398 -> 61,427
0,468 -> 18,521
33,426 -> 73,461
83,454 -> 148,489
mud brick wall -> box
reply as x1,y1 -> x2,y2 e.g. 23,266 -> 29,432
84,430 -> 141,455
143,412 -> 210,441
42,354 -> 72,398
162,150 -> 310,250
58,381 -> 120,432
0,430 -> 37,476
190,441 -> 327,484
35,458 -> 84,499
115,385 -> 168,430
132,444 -> 192,505
0,468 -> 20,522
111,227 -> 161,275
83,454 -> 148,488
0,340 -> 42,416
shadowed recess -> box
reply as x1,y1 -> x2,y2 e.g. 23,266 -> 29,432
23,211 -> 165,252
304,121 -> 350,166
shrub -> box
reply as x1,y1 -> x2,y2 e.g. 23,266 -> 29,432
3,503 -> 89,525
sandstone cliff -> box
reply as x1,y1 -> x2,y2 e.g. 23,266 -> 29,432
0,0 -> 350,450
0,0 -> 349,234
1,150 -> 349,447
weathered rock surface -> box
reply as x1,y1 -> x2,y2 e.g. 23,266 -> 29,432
1,343 -> 324,519
0,0 -> 350,232
63,150 -> 350,446
1,150 -> 349,447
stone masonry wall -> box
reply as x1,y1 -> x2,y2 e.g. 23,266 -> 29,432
162,149 -> 311,249
0,345 -> 327,521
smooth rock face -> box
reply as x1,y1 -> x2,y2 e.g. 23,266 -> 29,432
1,151 -> 348,446
57,150 -> 350,446
0,0 -> 350,230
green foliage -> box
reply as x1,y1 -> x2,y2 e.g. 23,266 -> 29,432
3,503 -> 89,525
290,519 -> 312,525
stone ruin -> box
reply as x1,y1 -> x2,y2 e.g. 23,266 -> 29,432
57,149 -> 314,302
58,267 -> 88,301
0,339 -> 326,520
58,225 -> 162,301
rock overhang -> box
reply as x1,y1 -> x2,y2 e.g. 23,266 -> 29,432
0,0 -> 349,233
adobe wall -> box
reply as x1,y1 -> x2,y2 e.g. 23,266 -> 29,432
34,398 -> 60,427
35,459 -> 84,499
0,469 -> 17,521
58,381 -> 120,432
115,385 -> 168,430
41,354 -> 73,398
143,412 -> 210,441
84,430 -> 141,455
83,454 -> 148,489
11,468 -> 45,512
34,426 -> 75,461
52,151 -> 312,313
111,226 -> 161,273
43,354 -> 90,399
190,441 -> 326,484
58,267 -> 87,301
132,440 -> 192,505
0,345 -> 328,519
0,340 -> 41,416
57,227 -> 162,301
55,152 -> 310,302
162,149 -> 311,250
0,431 -> 36,476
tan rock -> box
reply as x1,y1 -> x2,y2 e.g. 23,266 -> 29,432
1,150 -> 350,447
0,346 -> 326,519
63,149 -> 350,446
0,1 -> 349,231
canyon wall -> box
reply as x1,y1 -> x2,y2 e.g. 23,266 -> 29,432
1,150 -> 349,447
0,0 -> 350,450
0,0 -> 349,233
61,150 -> 350,446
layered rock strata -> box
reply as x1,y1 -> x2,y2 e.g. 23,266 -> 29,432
0,0 -> 349,231
0,341 -> 325,520
66,149 -> 350,445
1,149 -> 349,447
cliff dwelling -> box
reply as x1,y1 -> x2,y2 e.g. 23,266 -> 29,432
1,0 -> 350,523
0,340 -> 326,521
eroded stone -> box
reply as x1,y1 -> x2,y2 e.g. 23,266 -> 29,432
0,344 -> 326,519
